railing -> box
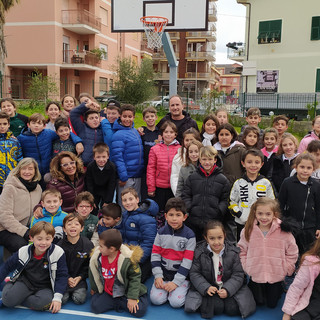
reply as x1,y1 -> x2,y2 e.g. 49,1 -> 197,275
62,50 -> 100,67
186,31 -> 216,39
185,51 -> 215,60
61,9 -> 101,31
185,72 -> 211,78
227,44 -> 246,60
167,32 -> 180,39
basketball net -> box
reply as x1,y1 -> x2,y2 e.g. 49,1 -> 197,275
140,16 -> 168,49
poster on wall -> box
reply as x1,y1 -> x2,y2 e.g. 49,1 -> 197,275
256,70 -> 279,93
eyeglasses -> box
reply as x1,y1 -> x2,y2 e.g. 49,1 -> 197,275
61,161 -> 76,168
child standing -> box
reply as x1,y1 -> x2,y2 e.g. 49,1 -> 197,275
260,127 -> 279,177
170,127 -> 201,196
111,104 -> 144,203
150,198 -> 196,308
282,237 -> 320,320
214,123 -> 246,185
278,153 -> 320,253
91,203 -> 122,246
140,106 -> 160,200
85,142 -> 117,211
185,220 -> 256,319
273,115 -> 289,144
269,132 -> 299,193
298,115 -> 320,153
176,140 -> 203,198
147,121 -> 180,212
74,191 -> 98,240
201,114 -> 220,146
229,149 -> 275,240
0,221 -> 68,313
119,187 -> 158,282
306,140 -> 320,180
0,98 -> 28,136
89,229 -> 148,317
238,197 -> 299,308
215,108 -> 229,125
241,126 -> 260,149
0,111 -> 23,193
182,146 -> 230,240
30,189 -> 68,242
45,101 -> 61,131
58,213 -> 94,305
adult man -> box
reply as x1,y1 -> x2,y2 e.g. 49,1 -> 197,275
156,95 -> 199,144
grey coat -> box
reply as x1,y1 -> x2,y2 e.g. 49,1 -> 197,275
176,164 -> 197,198
185,241 -> 256,318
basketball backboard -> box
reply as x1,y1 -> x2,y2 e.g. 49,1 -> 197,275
111,0 -> 209,32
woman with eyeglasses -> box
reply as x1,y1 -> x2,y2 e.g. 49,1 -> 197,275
0,158 -> 42,253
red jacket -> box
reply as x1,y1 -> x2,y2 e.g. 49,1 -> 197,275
147,141 -> 180,193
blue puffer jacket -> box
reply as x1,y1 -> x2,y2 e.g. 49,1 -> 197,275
70,103 -> 103,166
18,128 -> 82,175
100,118 -> 115,158
111,119 -> 144,182
119,199 -> 159,263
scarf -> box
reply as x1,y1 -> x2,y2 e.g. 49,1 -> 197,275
18,177 -> 38,192
202,132 -> 215,146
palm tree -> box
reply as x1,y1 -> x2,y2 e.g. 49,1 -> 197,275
0,0 -> 19,77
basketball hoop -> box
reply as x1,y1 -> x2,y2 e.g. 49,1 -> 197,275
140,16 -> 168,49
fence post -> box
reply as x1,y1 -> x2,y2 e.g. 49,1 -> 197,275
276,94 -> 279,112
315,93 -> 317,117
242,92 -> 246,117
0,71 -> 2,98
92,80 -> 94,97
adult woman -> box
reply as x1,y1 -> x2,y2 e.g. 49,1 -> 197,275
47,151 -> 85,213
0,158 -> 42,253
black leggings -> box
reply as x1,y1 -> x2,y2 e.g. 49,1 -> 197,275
0,230 -> 28,253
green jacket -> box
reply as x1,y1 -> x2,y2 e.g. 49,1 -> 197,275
81,214 -> 98,240
89,244 -> 147,300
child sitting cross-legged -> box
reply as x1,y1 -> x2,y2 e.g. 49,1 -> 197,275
91,203 -> 122,246
0,221 -> 68,313
150,197 -> 196,308
57,213 -> 94,305
89,229 -> 148,317
30,189 -> 68,243
185,220 -> 256,319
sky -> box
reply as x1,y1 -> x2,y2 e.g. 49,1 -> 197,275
215,0 -> 246,64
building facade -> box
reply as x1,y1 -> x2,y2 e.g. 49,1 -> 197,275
3,0 -> 144,99
216,63 -> 241,96
230,0 -> 320,94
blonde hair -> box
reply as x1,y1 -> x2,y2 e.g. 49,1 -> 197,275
11,157 -> 41,181
199,145 -> 218,159
277,132 -> 298,155
29,221 -> 55,237
185,140 -> 203,166
41,188 -> 62,201
244,197 -> 280,242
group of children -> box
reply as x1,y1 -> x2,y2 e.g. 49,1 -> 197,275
1,96 -> 320,319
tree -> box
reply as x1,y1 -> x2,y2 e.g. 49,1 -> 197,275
0,0 -> 19,76
112,57 -> 156,104
26,70 -> 59,106
202,88 -> 224,113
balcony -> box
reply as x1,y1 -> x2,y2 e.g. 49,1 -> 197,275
185,51 -> 215,61
61,10 -> 101,34
185,72 -> 211,80
141,43 -> 153,54
208,7 -> 217,22
226,42 -> 246,62
62,50 -> 101,70
186,31 -> 216,41
167,32 -> 180,40
154,72 -> 170,80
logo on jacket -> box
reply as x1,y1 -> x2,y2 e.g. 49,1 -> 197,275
77,252 -> 88,259
176,240 -> 187,250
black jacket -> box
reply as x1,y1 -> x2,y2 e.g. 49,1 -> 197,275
186,241 -> 256,318
157,111 -> 199,144
85,160 -> 117,204
278,174 -> 320,230
57,235 -> 94,287
182,162 -> 230,235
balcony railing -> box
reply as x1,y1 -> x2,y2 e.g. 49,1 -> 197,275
62,50 -> 100,67
186,31 -> 216,40
185,51 -> 215,61
62,9 -> 101,32
185,72 -> 211,79
168,32 -> 180,39
227,43 -> 246,61
208,8 -> 217,22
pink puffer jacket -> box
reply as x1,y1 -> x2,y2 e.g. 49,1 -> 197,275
147,141 -> 180,193
298,131 -> 319,153
238,218 -> 298,283
282,255 -> 320,316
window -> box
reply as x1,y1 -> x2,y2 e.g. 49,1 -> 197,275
316,69 -> 320,92
99,43 -> 108,60
311,17 -> 320,40
100,7 -> 108,26
99,77 -> 108,95
258,20 -> 282,44
109,79 -> 114,91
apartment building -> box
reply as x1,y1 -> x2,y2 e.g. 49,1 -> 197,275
230,0 -> 320,93
151,0 -> 218,99
216,63 -> 241,96
3,0 -> 143,99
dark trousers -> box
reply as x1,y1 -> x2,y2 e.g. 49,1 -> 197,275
91,292 -> 148,318
140,258 -> 152,283
0,230 -> 28,253
248,280 -> 283,308
2,280 -> 53,310
154,187 -> 173,212
236,222 -> 245,242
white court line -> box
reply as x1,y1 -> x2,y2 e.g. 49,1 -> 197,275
15,306 -> 145,320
